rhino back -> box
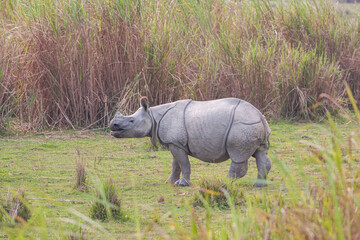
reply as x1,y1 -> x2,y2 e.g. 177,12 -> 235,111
231,101 -> 270,147
185,98 -> 240,162
233,101 -> 262,125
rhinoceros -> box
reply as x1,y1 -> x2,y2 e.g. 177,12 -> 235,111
109,97 -> 271,187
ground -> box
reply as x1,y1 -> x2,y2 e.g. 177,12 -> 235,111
0,120 -> 359,239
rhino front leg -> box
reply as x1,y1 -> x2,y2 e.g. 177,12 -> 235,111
165,157 -> 181,184
253,149 -> 271,187
169,144 -> 191,186
227,160 -> 248,179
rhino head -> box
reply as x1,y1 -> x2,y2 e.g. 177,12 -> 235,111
109,98 -> 153,139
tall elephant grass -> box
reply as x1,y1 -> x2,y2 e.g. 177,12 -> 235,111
0,0 -> 360,131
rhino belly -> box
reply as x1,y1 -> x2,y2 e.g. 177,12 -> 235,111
185,99 -> 238,163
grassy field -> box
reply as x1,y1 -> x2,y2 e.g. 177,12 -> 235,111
1,119 -> 359,239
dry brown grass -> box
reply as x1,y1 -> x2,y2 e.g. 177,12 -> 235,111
0,0 -> 359,131
75,148 -> 87,191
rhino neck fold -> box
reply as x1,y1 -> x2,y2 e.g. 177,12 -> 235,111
148,109 -> 157,147
147,103 -> 178,147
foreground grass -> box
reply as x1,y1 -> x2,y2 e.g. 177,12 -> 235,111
0,120 -> 359,239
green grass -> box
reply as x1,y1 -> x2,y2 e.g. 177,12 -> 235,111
0,120 -> 359,239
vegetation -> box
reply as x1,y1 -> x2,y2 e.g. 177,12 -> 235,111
0,189 -> 31,224
75,149 -> 87,191
1,0 -> 360,239
192,178 -> 245,209
1,0 -> 360,131
67,228 -> 87,240
90,178 -> 124,221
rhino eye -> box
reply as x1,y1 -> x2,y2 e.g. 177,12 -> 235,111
129,119 -> 134,123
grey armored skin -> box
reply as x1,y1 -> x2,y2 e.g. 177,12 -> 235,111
109,98 -> 271,187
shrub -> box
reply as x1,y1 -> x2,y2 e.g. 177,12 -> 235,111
67,227 -> 87,240
1,189 -> 31,223
90,178 -> 124,221
193,178 -> 245,209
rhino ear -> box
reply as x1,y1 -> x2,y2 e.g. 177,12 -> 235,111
140,97 -> 150,111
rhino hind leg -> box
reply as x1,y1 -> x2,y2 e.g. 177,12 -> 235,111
165,157 -> 181,184
169,144 -> 191,187
227,146 -> 253,179
253,149 -> 271,187
227,160 -> 248,178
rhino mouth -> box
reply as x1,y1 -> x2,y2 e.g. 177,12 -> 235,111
111,130 -> 125,138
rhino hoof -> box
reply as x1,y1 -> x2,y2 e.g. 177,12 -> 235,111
165,177 -> 180,184
253,182 -> 268,187
175,178 -> 191,187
